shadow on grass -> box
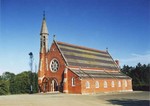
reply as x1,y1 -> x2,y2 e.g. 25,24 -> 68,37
107,99 -> 150,106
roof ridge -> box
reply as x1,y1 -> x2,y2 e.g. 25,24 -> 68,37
57,41 -> 106,53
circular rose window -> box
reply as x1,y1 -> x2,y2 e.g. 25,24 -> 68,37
50,59 -> 59,72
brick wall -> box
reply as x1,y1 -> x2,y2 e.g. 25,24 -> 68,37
38,42 -> 67,92
81,78 -> 132,94
46,42 -> 66,85
67,69 -> 81,94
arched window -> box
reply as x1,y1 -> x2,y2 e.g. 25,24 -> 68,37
111,81 -> 115,87
104,81 -> 107,88
86,81 -> 90,88
124,80 -> 127,87
71,77 -> 75,86
95,81 -> 99,88
118,81 -> 121,87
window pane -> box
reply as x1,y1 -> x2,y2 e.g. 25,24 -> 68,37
95,81 -> 99,88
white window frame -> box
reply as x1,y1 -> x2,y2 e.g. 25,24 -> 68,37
71,77 -> 75,86
104,81 -> 107,88
95,81 -> 99,88
86,81 -> 90,88
118,81 -> 121,87
111,81 -> 115,87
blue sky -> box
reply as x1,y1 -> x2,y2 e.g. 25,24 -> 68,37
0,0 -> 149,75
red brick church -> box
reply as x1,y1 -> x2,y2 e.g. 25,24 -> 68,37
38,15 -> 132,94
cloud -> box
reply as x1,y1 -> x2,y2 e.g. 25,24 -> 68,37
120,52 -> 150,66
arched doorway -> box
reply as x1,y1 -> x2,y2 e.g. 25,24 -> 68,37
50,78 -> 59,92
42,77 -> 49,92
41,77 -> 59,92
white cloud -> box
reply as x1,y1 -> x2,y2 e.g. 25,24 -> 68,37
120,52 -> 150,66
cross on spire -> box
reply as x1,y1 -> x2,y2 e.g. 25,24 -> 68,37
53,35 -> 56,40
43,11 -> 46,19
106,47 -> 108,52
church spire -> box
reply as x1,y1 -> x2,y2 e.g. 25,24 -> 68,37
40,11 -> 49,53
40,11 -> 49,35
38,12 -> 49,85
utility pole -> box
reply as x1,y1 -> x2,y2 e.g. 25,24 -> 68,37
29,52 -> 33,94
35,63 -> 37,92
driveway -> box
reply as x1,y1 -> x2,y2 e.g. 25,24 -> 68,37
0,91 -> 149,106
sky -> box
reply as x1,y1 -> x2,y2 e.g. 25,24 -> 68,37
0,0 -> 150,75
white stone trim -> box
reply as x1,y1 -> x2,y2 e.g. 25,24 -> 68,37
63,78 -> 67,82
64,68 -> 68,73
63,90 -> 68,93
38,76 -> 45,81
71,77 -> 75,86
40,58 -> 43,71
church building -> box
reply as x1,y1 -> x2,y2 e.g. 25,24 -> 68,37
38,15 -> 132,94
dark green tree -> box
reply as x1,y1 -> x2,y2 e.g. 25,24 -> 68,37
121,63 -> 150,91
0,72 -> 15,95
10,71 -> 30,94
1,72 -> 15,80
9,71 -> 38,94
0,80 -> 9,95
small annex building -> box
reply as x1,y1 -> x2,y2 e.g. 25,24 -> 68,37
38,15 -> 132,94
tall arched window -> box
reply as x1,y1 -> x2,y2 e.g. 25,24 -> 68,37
71,77 -> 75,86
86,81 -> 90,88
104,81 -> 107,88
111,81 -> 115,87
124,80 -> 127,87
118,81 -> 121,87
95,81 -> 99,88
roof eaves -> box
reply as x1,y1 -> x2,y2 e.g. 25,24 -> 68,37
120,72 -> 132,79
68,68 -> 81,78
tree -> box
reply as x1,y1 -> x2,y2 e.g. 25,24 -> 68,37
0,80 -> 9,95
0,70 -> 38,95
121,65 -> 133,76
0,72 -> 15,94
121,63 -> 150,91
1,72 -> 15,80
10,71 -> 31,94
9,71 -> 38,94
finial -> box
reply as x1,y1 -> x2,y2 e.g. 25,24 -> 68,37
53,35 -> 56,40
106,47 -> 108,52
43,10 -> 45,19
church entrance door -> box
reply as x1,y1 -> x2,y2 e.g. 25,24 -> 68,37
50,79 -> 58,92
42,77 -> 49,92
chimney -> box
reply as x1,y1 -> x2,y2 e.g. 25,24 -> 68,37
115,60 -> 119,66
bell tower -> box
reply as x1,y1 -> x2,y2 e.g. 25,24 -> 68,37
38,12 -> 49,90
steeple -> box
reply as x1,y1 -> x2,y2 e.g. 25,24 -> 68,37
40,12 -> 49,53
38,12 -> 49,85
40,12 -> 49,35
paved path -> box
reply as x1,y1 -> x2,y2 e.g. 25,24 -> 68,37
0,91 -> 149,106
